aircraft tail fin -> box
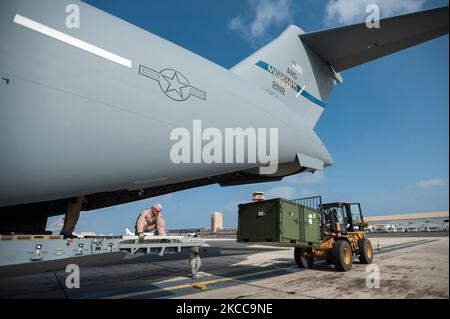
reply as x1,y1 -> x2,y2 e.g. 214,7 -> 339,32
231,6 -> 448,129
231,25 -> 339,129
125,228 -> 134,236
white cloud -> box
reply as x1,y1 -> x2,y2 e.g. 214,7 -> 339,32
284,171 -> 326,185
229,0 -> 294,46
324,0 -> 426,25
264,186 -> 298,199
416,178 -> 445,189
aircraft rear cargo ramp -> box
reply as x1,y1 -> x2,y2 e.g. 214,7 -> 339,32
0,235 -> 208,278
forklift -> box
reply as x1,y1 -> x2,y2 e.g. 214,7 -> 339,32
292,197 -> 373,271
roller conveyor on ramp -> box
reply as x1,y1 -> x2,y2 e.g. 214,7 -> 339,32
119,235 -> 209,256
0,234 -> 209,278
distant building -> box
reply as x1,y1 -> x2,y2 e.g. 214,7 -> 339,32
167,210 -> 232,238
167,227 -> 236,238
167,228 -> 206,236
215,228 -> 237,237
365,211 -> 449,232
79,232 -> 97,237
211,211 -> 223,233
47,218 -> 64,232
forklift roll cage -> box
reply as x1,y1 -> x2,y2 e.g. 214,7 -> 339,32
290,196 -> 367,234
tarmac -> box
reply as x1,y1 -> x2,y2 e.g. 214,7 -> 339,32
0,235 -> 448,299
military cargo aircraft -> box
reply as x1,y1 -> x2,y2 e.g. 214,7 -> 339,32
0,0 -> 448,233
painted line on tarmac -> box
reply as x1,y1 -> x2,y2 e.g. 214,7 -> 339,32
161,277 -> 233,292
98,240 -> 437,299
102,267 -> 288,299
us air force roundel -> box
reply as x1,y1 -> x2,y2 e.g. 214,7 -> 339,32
139,65 -> 206,102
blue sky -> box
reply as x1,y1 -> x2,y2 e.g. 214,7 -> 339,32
49,0 -> 449,234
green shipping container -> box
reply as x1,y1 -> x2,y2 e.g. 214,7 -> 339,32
237,198 -> 321,246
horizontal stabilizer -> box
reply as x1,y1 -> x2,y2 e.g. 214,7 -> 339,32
300,6 -> 449,72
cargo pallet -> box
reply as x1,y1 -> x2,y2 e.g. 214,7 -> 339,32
0,234 -> 209,278
237,197 -> 374,272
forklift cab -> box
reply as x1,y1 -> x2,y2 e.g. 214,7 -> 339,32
320,202 -> 366,233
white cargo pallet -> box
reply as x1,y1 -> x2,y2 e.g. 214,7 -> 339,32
118,235 -> 209,256
0,235 -> 209,267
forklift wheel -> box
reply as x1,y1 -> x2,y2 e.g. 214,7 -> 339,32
358,238 -> 373,264
332,240 -> 353,271
294,247 -> 314,269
